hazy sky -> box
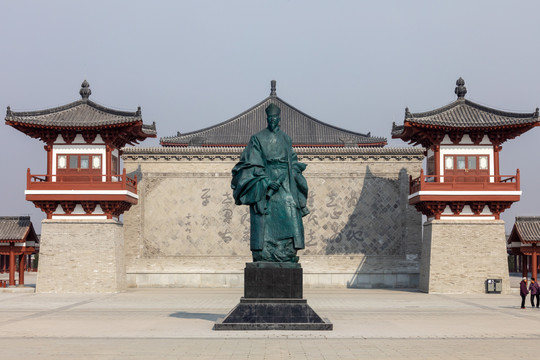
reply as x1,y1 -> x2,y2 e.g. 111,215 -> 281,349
1,1 -> 539,233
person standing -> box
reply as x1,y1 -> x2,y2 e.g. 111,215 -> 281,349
529,278 -> 540,308
520,277 -> 529,309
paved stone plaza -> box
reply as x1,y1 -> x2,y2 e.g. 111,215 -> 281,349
0,274 -> 537,359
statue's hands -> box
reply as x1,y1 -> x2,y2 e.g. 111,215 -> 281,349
268,182 -> 281,191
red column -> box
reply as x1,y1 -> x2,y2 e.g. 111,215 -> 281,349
433,145 -> 440,182
106,145 -> 112,180
8,243 -> 15,286
493,145 -> 501,182
18,254 -> 25,286
45,145 -> 53,181
533,245 -> 538,281
0,255 -> 3,273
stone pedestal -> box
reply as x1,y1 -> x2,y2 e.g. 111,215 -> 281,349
214,262 -> 332,330
244,262 -> 303,298
419,220 -> 511,294
36,219 -> 126,293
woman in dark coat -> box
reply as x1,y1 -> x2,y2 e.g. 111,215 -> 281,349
520,277 -> 529,309
529,278 -> 540,308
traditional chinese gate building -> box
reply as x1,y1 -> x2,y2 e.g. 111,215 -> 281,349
392,78 -> 540,293
122,81 -> 425,288
0,216 -> 39,287
5,81 -> 156,292
508,216 -> 540,281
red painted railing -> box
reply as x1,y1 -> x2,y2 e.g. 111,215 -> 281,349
409,169 -> 520,194
27,168 -> 137,193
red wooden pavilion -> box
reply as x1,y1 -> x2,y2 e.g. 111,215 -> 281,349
0,216 -> 39,287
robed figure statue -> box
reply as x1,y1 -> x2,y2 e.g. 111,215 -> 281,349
231,104 -> 309,263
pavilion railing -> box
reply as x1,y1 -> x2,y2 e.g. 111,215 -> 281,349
27,168 -> 137,193
409,169 -> 520,194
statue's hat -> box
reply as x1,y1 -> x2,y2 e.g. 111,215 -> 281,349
265,103 -> 281,116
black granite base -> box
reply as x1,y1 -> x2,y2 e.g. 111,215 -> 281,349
214,262 -> 333,331
244,262 -> 302,298
213,298 -> 333,330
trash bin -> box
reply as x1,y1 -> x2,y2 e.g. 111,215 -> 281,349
486,279 -> 502,294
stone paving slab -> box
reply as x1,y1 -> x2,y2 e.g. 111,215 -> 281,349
0,287 -> 539,359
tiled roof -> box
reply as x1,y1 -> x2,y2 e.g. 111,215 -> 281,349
392,78 -> 539,138
6,100 -> 142,128
5,81 -> 156,135
141,122 -> 157,136
510,216 -> 540,244
0,216 -> 38,243
161,82 -> 386,147
403,99 -> 538,129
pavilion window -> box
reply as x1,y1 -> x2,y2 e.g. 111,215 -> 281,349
456,156 -> 466,170
112,155 -> 118,175
427,155 -> 435,175
80,156 -> 90,169
444,156 -> 454,170
468,156 -> 477,170
69,155 -> 78,169
92,155 -> 101,169
58,154 -> 102,171
58,155 -> 67,169
479,156 -> 488,170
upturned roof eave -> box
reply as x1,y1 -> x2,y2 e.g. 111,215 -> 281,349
408,98 -> 538,120
6,99 -> 140,119
512,217 -> 540,244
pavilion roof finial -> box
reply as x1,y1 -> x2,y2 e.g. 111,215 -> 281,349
455,77 -> 467,99
80,80 -> 91,101
270,80 -> 277,97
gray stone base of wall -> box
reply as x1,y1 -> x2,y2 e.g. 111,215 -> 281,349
419,219 -> 511,294
37,219 -> 126,293
126,255 -> 419,289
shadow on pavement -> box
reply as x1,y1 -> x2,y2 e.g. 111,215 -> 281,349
169,311 -> 222,321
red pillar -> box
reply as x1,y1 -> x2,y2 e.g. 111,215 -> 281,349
18,254 -> 25,286
45,145 -> 53,181
8,243 -> 15,286
106,145 -> 112,180
0,255 -> 3,273
533,245 -> 538,281
493,145 -> 501,182
434,145 -> 440,182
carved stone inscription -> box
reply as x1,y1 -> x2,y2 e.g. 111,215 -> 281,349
141,168 -> 410,258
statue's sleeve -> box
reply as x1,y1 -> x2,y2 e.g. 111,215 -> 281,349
290,147 -> 310,216
231,135 -> 269,207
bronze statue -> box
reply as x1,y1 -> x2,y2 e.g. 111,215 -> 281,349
231,104 -> 309,262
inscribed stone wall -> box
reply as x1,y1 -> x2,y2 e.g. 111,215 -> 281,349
122,147 -> 424,288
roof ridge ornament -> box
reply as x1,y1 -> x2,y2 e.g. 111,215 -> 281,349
535,107 -> 539,118
80,80 -> 91,101
6,105 -> 12,117
405,107 -> 411,117
270,80 -> 277,97
455,77 -> 467,99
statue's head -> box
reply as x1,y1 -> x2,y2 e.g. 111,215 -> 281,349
265,103 -> 281,132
